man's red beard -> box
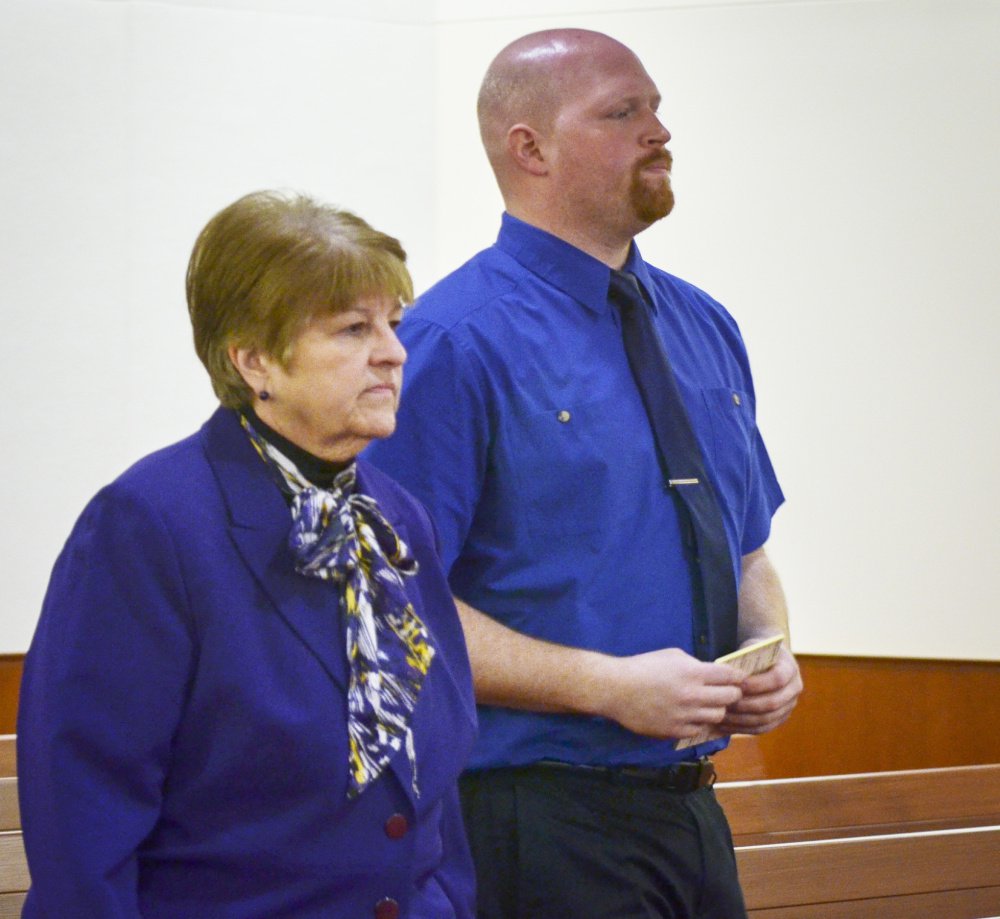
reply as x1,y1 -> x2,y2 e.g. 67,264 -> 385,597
631,150 -> 674,223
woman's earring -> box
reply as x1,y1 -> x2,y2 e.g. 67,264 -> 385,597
259,390 -> 270,401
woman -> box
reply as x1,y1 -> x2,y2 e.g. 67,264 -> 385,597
17,191 -> 477,918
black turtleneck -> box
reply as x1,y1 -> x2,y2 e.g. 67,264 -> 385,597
241,406 -> 351,490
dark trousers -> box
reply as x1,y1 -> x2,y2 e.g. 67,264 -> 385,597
459,765 -> 748,919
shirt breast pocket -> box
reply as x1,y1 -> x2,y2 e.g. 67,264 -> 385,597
700,387 -> 755,508
506,397 -> 620,543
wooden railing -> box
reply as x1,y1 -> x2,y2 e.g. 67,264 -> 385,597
717,763 -> 1000,917
4,733 -> 999,917
0,735 -> 26,919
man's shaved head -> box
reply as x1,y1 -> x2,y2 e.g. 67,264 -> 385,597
475,28 -> 671,261
477,29 -> 638,179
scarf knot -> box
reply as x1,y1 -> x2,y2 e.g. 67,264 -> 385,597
241,416 -> 434,799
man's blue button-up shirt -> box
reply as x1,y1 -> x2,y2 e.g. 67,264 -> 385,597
366,214 -> 784,768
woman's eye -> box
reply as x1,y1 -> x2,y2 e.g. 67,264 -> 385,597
342,322 -> 368,336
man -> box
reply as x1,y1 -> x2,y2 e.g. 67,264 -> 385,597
366,28 -> 803,919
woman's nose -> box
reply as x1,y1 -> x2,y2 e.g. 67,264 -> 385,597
375,324 -> 407,365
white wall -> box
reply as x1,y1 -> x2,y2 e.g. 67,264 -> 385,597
3,0 -> 999,659
1,0 -> 436,650
432,0 -> 1000,661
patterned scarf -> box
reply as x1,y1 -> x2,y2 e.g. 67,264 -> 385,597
241,416 -> 435,799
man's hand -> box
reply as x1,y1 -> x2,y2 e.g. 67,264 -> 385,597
716,646 -> 802,735
594,647 -> 745,740
456,598 -> 751,741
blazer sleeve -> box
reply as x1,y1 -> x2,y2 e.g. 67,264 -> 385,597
17,484 -> 196,918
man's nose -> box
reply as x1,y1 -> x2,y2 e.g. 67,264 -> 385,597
647,113 -> 671,146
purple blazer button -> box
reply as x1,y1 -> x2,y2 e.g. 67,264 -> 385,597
384,813 -> 409,839
374,896 -> 400,919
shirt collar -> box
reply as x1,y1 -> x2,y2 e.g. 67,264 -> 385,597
495,213 -> 656,316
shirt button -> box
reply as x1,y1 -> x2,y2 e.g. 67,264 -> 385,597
374,897 -> 400,919
732,392 -> 742,406
384,813 -> 409,839
557,410 -> 571,423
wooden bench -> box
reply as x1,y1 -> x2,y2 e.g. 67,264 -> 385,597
0,735 -> 26,919
716,763 -> 1000,917
4,732 -> 999,917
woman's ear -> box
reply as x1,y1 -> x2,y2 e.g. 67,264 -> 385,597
506,123 -> 549,176
228,344 -> 271,397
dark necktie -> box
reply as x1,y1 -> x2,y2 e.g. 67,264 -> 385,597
608,269 -> 738,659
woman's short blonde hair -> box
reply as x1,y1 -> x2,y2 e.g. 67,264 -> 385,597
187,190 -> 413,408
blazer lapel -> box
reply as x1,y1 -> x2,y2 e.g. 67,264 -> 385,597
201,408 -> 348,691
355,463 -> 478,811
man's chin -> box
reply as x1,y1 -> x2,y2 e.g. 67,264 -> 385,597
631,172 -> 674,224
635,191 -> 675,224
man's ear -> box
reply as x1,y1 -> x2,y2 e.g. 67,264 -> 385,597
506,124 -> 549,176
228,344 -> 270,394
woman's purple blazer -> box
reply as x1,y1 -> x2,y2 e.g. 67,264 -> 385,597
17,408 -> 478,918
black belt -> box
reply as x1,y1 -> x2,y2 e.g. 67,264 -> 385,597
533,757 -> 716,793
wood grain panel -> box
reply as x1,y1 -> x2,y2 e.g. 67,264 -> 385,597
0,892 -> 26,919
717,654 -> 1000,779
736,825 -> 1000,910
4,653 -> 1000,777
0,661 -> 19,739
0,780 -> 19,832
747,887 -> 1000,919
0,834 -> 28,894
717,763 -> 1000,844
0,740 -> 13,780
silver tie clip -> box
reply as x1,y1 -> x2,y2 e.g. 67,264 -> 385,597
668,478 -> 700,487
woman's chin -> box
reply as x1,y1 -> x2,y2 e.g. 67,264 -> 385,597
358,414 -> 398,444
